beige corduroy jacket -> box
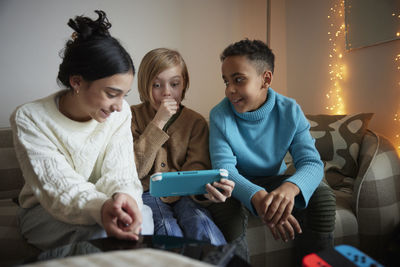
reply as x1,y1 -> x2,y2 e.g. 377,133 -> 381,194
131,102 -> 212,204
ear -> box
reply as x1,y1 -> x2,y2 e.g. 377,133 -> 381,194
262,71 -> 273,89
69,75 -> 83,90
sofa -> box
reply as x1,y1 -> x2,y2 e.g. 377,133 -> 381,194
1,113 -> 399,266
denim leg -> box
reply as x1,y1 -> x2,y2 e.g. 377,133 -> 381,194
140,204 -> 154,235
173,197 -> 227,246
142,192 -> 183,237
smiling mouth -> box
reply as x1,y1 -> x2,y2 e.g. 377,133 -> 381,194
232,98 -> 243,104
101,109 -> 111,117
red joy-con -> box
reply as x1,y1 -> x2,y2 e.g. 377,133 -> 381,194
302,253 -> 332,267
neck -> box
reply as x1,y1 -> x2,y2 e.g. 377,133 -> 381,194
59,90 -> 91,122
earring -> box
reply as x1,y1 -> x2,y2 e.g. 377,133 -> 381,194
73,87 -> 79,95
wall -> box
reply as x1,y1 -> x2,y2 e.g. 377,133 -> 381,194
0,0 -> 267,127
281,0 -> 400,148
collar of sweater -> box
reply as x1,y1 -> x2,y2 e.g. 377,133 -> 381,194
230,87 -> 276,121
51,91 -> 99,130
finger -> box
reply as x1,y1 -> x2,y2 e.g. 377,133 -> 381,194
108,201 -> 132,226
264,195 -> 278,223
278,202 -> 294,225
283,221 -> 295,240
268,224 -> 280,240
212,182 -> 232,197
205,183 -> 226,202
107,222 -> 140,241
276,224 -> 288,242
288,215 -> 302,234
120,201 -> 142,234
271,199 -> 289,226
219,178 -> 235,187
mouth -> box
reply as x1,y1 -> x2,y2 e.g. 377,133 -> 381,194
231,98 -> 243,104
101,109 -> 111,118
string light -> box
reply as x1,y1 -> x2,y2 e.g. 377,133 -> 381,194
326,1 -> 346,114
394,53 -> 400,156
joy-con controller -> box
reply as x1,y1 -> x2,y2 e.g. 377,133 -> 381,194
302,253 -> 332,267
302,245 -> 384,267
334,245 -> 384,267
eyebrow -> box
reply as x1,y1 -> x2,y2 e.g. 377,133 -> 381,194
230,72 -> 244,77
154,75 -> 182,81
106,87 -> 131,94
222,72 -> 245,79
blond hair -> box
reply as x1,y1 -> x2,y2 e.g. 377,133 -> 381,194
137,48 -> 189,104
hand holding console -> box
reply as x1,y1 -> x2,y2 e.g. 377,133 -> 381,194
150,169 -> 230,197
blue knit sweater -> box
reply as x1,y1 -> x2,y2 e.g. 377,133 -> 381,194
209,88 -> 324,214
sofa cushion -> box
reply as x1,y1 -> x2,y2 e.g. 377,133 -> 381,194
306,113 -> 373,178
0,199 -> 40,264
0,128 -> 24,200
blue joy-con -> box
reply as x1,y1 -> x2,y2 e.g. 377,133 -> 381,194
150,169 -> 229,197
334,245 -> 384,267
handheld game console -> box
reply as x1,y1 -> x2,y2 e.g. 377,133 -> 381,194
149,169 -> 229,197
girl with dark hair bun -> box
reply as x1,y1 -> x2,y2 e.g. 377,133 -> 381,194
9,10 -> 153,251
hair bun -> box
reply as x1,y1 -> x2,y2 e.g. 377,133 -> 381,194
67,10 -> 111,41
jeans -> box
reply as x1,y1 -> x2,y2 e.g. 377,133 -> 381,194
17,204 -> 154,251
142,192 -> 226,246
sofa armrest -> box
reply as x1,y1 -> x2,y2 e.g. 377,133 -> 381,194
352,130 -> 400,255
0,127 -> 24,200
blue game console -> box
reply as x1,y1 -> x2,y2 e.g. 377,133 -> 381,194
149,169 -> 229,197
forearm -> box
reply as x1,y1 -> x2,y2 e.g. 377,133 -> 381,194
133,121 -> 169,179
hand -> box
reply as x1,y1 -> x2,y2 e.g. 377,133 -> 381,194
268,214 -> 302,242
252,182 -> 299,227
101,193 -> 142,241
152,99 -> 178,129
263,182 -> 300,227
204,178 -> 235,203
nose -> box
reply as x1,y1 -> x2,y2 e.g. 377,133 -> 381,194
111,99 -> 123,112
226,83 -> 236,94
162,85 -> 172,96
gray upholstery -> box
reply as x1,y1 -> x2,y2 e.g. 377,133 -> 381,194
0,127 -> 399,266
246,130 -> 400,266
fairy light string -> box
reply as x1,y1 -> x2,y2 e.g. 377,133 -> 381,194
395,53 -> 400,155
326,0 -> 346,115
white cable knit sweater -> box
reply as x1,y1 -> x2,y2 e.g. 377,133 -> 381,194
10,92 -> 143,226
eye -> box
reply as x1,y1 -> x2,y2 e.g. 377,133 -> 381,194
171,81 -> 181,88
153,83 -> 161,88
235,77 -> 245,83
106,92 -> 117,98
223,80 -> 229,87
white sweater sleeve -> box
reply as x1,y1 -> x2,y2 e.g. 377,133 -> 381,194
11,99 -> 143,226
95,108 -> 143,211
11,112 -> 108,225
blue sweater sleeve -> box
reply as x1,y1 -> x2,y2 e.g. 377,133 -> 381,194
209,108 -> 264,215
286,107 -> 324,209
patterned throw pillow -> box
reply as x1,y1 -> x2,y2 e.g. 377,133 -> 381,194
306,113 -> 374,178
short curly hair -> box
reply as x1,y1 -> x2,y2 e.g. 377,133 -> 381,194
220,39 -> 275,74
